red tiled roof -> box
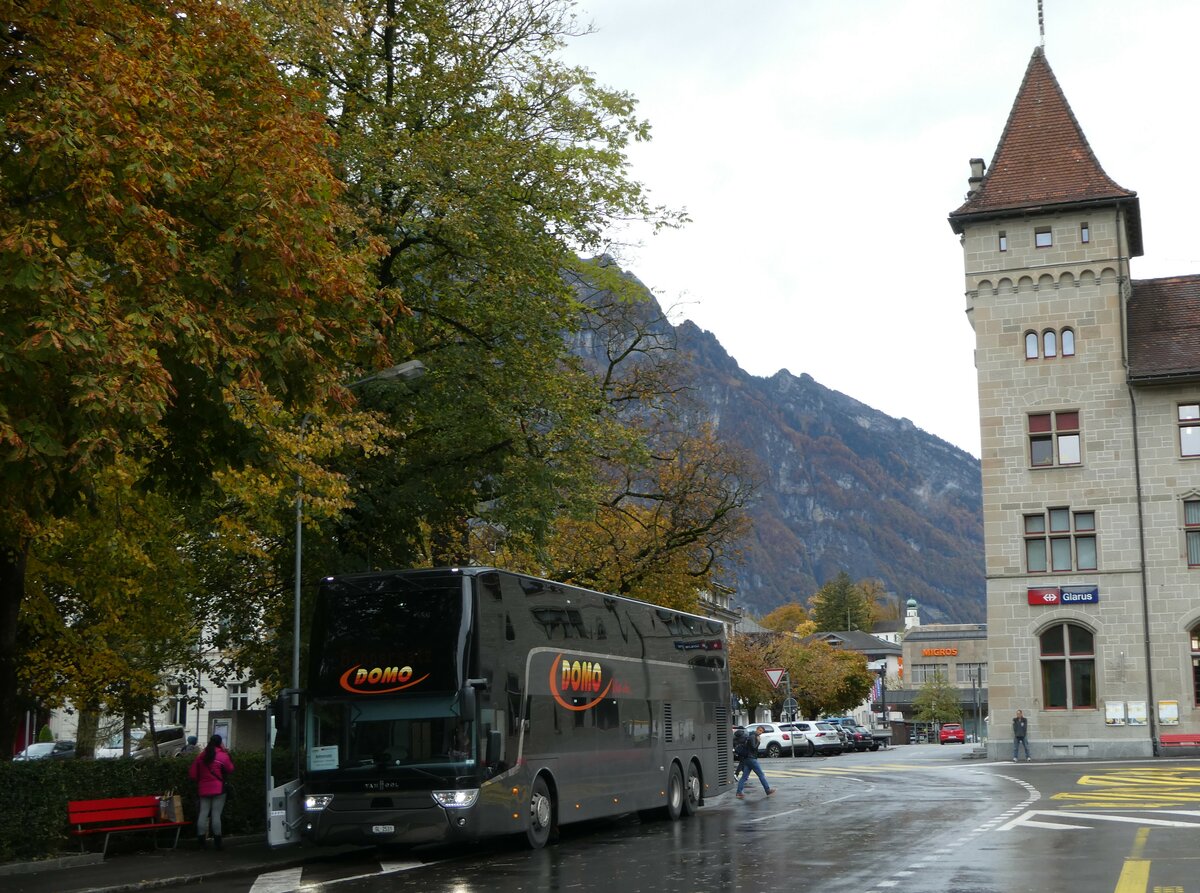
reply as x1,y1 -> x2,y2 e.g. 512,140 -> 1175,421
949,48 -> 1140,249
1128,275 -> 1200,381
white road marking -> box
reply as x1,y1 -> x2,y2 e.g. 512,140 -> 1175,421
998,809 -> 1200,831
250,867 -> 305,893
378,860 -> 427,873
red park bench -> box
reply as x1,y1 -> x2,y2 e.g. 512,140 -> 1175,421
67,795 -> 189,858
1158,732 -> 1200,750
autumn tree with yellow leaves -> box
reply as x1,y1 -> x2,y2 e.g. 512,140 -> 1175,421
1,1 -> 394,751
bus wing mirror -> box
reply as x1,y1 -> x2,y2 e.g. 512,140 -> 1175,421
272,694 -> 293,736
459,685 -> 477,718
460,678 -> 488,718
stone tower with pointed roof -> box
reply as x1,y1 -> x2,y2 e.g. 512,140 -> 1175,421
950,48 -> 1200,760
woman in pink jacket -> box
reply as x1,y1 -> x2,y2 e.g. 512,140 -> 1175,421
188,734 -> 235,849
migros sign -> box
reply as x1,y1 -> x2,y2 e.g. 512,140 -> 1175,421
338,664 -> 430,694
550,653 -> 614,711
922,648 -> 958,657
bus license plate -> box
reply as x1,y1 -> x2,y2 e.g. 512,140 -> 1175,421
371,825 -> 395,834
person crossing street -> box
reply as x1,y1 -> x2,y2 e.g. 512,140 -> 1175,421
735,725 -> 776,799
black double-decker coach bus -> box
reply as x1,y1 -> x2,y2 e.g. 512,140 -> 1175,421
267,567 -> 732,849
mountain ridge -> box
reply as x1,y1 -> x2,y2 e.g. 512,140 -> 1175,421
574,261 -> 985,623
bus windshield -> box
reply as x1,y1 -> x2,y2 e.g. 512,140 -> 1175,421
306,695 -> 475,774
308,571 -> 467,697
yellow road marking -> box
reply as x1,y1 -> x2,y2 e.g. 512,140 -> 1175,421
1114,859 -> 1150,893
1131,827 -> 1149,859
1114,829 -> 1152,893
1054,767 -> 1200,810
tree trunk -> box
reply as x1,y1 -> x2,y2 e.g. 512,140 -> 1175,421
75,708 -> 101,759
0,543 -> 28,760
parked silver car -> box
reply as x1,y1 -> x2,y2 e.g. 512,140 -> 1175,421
95,729 -> 147,759
132,726 -> 187,758
14,740 -> 76,760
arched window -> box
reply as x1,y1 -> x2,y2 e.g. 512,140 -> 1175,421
1191,624 -> 1200,707
1043,329 -> 1058,358
1025,332 -> 1039,359
1061,328 -> 1075,357
1040,623 -> 1096,709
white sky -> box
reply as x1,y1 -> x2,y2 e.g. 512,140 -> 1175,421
561,1 -> 1200,458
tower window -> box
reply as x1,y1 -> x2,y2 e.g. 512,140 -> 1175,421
1025,331 -> 1039,360
1029,411 -> 1081,467
1080,222 -> 1090,243
1179,404 -> 1200,457
1043,329 -> 1057,358
1024,327 -> 1077,360
1040,623 -> 1096,709
1185,499 -> 1200,567
1190,624 -> 1200,706
1024,508 -> 1096,572
999,231 -> 1008,252
1035,227 -> 1053,248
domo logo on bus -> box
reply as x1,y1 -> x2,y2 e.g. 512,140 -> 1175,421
339,664 -> 430,694
550,654 -> 613,711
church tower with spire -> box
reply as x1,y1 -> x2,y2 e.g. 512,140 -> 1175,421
950,46 -> 1200,759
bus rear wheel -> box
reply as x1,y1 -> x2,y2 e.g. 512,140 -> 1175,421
665,762 -> 685,821
525,776 -> 555,849
682,760 -> 701,816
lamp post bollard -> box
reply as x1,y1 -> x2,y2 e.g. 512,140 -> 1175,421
290,361 -> 427,770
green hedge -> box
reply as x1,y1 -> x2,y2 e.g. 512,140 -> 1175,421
0,751 -> 274,863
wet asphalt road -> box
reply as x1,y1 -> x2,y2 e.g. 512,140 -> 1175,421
180,745 -> 1200,893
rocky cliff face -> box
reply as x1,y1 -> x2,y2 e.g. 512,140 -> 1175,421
572,261 -> 985,623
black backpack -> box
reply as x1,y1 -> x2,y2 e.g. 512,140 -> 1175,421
733,729 -> 750,759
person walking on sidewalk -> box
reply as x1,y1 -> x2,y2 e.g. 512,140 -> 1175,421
189,734 -> 235,849
735,726 -> 776,799
1012,709 -> 1032,761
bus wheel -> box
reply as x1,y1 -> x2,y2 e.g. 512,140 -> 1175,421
681,760 -> 701,816
665,762 -> 685,821
525,776 -> 555,849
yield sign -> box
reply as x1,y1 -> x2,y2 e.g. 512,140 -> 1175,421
765,668 -> 787,688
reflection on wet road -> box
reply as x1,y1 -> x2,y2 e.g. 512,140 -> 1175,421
177,748 -> 1200,893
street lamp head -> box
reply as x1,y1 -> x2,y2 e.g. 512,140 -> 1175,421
348,360 -> 426,389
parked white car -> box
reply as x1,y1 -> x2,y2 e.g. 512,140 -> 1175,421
787,720 -> 844,755
750,723 -> 804,758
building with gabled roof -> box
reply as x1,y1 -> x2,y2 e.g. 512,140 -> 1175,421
950,46 -> 1200,759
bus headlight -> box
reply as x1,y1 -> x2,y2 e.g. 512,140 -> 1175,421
304,794 -> 334,812
431,789 -> 479,808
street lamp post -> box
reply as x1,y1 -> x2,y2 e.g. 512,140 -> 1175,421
878,664 -> 887,730
972,666 -> 982,745
290,360 -> 426,708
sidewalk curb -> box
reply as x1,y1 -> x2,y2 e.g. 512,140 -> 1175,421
0,853 -> 104,877
66,854 -> 317,893
0,834 -> 373,893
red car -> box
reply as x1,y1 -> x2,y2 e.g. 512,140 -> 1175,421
939,722 -> 966,744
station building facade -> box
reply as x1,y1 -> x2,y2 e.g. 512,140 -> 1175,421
949,47 -> 1200,759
